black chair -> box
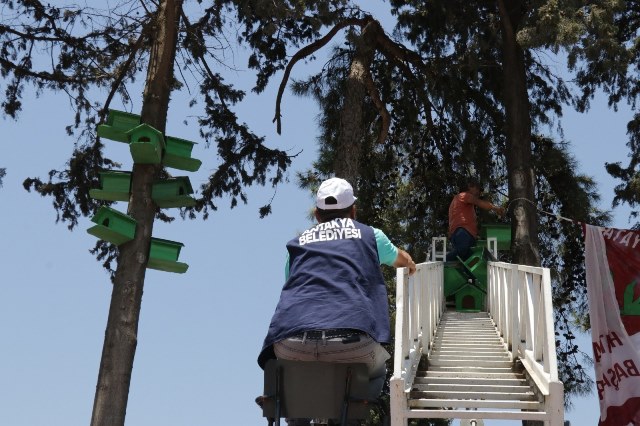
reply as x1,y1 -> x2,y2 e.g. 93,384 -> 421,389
257,359 -> 371,426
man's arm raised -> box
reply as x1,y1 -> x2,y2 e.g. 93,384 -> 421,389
469,194 -> 505,217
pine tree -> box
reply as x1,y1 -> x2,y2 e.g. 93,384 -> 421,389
567,1 -> 640,227
241,1 -> 611,416
0,0 -> 343,424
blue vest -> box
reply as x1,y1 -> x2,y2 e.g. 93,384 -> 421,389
258,218 -> 390,368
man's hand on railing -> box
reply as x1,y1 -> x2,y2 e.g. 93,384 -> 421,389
394,249 -> 417,275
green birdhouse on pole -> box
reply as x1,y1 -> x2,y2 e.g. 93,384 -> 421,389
163,136 -> 202,172
87,206 -> 137,246
89,111 -> 202,274
148,237 -> 189,273
152,176 -> 196,208
89,171 -> 132,202
96,109 -> 141,143
126,123 -> 165,164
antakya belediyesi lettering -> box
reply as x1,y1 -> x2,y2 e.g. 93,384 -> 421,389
299,218 -> 362,245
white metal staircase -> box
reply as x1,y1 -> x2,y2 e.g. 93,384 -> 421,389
390,261 -> 564,425
411,311 -> 541,414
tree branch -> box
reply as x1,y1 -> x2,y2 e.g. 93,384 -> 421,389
372,26 -> 433,79
181,9 -> 230,110
273,16 -> 372,134
362,66 -> 389,145
0,23 -> 107,44
102,31 -> 147,119
0,57 -> 82,83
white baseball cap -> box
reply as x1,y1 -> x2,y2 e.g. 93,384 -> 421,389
316,177 -> 357,210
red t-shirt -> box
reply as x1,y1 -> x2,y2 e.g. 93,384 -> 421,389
448,192 -> 477,237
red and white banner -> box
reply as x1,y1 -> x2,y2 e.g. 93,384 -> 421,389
584,225 -> 640,425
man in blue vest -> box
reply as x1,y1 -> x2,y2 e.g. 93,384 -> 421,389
258,177 -> 416,410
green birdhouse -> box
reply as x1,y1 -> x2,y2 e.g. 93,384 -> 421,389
163,136 -> 202,172
87,206 -> 136,246
148,237 -> 189,273
152,176 -> 196,208
89,171 -> 132,202
453,283 -> 485,312
480,223 -> 511,251
126,124 -> 165,164
96,109 -> 141,143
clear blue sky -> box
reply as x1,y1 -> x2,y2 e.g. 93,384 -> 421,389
0,2 -> 634,425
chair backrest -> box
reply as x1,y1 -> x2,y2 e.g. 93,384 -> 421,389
431,236 -> 447,261
261,359 -> 370,421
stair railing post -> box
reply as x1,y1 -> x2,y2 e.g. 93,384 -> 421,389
421,264 -> 431,353
410,265 -> 419,352
497,263 -> 509,352
394,267 -> 407,378
510,264 -> 522,358
527,268 -> 543,365
541,268 -> 558,380
502,264 -> 512,353
530,272 -> 543,362
488,262 -> 507,345
544,381 -> 564,426
392,266 -> 409,426
389,377 -> 408,426
522,270 -> 533,358
430,263 -> 446,339
488,265 -> 496,326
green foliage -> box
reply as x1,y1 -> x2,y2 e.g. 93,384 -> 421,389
0,1 -> 301,230
229,0 -> 354,93
568,0 -> 640,225
603,110 -> 640,226
533,136 -> 610,404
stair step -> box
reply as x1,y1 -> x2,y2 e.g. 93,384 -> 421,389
438,319 -> 493,324
429,359 -> 513,368
433,341 -> 504,346
433,341 -> 503,347
432,345 -> 505,352
418,370 -> 525,379
436,329 -> 497,332
415,376 -> 528,387
434,337 -> 500,342
429,354 -> 510,361
431,345 -> 509,356
436,325 -> 496,330
409,391 -> 539,408
434,335 -> 501,340
436,328 -> 497,332
426,366 -> 514,374
410,390 -> 537,401
434,339 -> 501,344
437,322 -> 495,325
408,398 -> 543,410
405,310 -> 548,415
412,383 -> 533,393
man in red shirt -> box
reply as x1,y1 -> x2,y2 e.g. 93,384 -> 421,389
446,178 -> 505,261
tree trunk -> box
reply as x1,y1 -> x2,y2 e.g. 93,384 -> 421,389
333,22 -> 377,186
90,1 -> 183,425
498,0 -> 540,268
499,2 -> 542,425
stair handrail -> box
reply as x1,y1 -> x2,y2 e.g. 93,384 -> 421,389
390,261 -> 444,421
487,261 -> 561,396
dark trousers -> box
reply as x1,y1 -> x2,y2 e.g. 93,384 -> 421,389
446,227 -> 476,261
